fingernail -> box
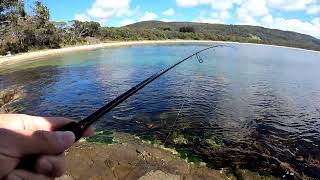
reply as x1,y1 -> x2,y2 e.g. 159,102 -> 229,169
56,131 -> 76,148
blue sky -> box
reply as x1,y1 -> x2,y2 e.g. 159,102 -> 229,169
26,0 -> 320,38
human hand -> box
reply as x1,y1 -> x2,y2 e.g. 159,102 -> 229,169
0,114 -> 95,179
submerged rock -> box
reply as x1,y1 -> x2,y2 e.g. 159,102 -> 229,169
205,135 -> 224,150
172,132 -> 188,145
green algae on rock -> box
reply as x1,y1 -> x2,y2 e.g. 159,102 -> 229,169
86,131 -> 115,144
60,132 -> 229,180
59,132 -> 280,180
205,135 -> 224,150
172,132 -> 188,145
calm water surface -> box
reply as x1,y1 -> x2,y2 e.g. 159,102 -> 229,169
1,43 -> 320,178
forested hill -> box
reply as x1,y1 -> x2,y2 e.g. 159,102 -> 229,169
126,21 -> 320,51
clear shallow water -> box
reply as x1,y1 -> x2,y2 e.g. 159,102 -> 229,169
1,43 -> 320,178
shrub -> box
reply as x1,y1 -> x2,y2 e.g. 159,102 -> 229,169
179,26 -> 195,33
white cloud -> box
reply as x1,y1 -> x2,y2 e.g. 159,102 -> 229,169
162,8 -> 175,16
193,18 -> 225,24
260,15 -> 320,38
233,0 -> 320,38
210,0 -> 242,11
74,0 -> 131,24
307,4 -> 320,14
236,0 -> 269,25
74,13 -> 91,22
312,17 -> 320,25
261,14 -> 273,24
176,0 -> 200,7
87,0 -> 130,18
210,10 -> 231,21
220,10 -> 231,20
120,19 -> 136,26
274,18 -> 320,38
176,0 -> 320,15
160,18 -> 175,22
267,0 -> 314,11
140,11 -> 158,21
211,12 -> 219,18
176,0 -> 241,10
238,0 -> 269,17
194,9 -> 226,24
237,12 -> 260,25
194,8 -> 232,25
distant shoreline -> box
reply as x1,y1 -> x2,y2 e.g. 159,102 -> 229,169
0,40 -> 319,67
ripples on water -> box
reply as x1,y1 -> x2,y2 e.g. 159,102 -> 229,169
0,43 -> 320,178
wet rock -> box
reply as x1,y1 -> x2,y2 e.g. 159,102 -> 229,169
0,86 -> 24,113
205,135 -> 224,150
138,170 -> 180,180
172,132 -> 188,145
58,175 -> 74,180
58,132 -> 228,180
235,169 -> 278,180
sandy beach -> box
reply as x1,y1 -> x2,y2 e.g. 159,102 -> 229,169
0,40 -> 319,67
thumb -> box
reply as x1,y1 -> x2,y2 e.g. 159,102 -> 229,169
3,129 -> 75,156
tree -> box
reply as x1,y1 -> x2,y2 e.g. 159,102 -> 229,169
33,0 -> 49,28
0,0 -> 27,55
0,0 -> 63,55
0,0 -> 19,21
0,0 -> 25,30
71,20 -> 101,38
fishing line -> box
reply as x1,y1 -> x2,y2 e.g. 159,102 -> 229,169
163,81 -> 192,145
163,53 -> 205,145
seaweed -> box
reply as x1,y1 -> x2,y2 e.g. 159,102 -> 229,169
87,131 -> 115,144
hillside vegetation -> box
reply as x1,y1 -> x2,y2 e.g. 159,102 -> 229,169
1,0 -> 320,56
125,21 -> 320,51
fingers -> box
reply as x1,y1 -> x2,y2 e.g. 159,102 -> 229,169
0,114 -> 96,138
35,154 -> 65,177
0,154 -> 20,178
6,169 -> 53,180
41,117 -> 75,131
23,130 -> 75,155
29,117 -> 96,136
83,127 -> 96,137
0,114 -> 74,131
2,129 -> 75,156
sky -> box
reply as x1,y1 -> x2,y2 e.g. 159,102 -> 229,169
26,0 -> 320,38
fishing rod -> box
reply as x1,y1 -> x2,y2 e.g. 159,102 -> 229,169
59,45 -> 225,141
17,45 -> 225,171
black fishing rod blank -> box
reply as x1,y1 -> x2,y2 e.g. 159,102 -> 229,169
59,45 -> 225,141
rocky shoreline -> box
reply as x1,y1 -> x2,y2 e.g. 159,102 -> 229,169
58,131 -> 278,180
0,86 -> 24,113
